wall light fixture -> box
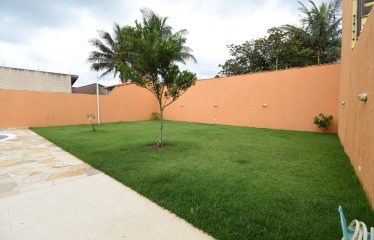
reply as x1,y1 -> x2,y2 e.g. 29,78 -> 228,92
357,93 -> 368,102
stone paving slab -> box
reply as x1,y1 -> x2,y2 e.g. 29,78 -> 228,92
0,129 -> 99,198
0,129 -> 213,240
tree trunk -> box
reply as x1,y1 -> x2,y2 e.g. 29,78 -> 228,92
158,107 -> 164,147
276,57 -> 278,71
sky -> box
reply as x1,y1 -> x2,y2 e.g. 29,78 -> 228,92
0,0 -> 323,86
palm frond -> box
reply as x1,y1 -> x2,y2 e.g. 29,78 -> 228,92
87,23 -> 130,80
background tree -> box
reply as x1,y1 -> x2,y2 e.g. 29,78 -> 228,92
282,0 -> 342,64
219,28 -> 315,76
117,9 -> 197,147
219,0 -> 342,76
88,24 -> 134,82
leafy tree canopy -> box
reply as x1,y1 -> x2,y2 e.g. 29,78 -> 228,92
219,28 -> 315,76
282,0 -> 342,64
219,0 -> 342,76
116,9 -> 197,146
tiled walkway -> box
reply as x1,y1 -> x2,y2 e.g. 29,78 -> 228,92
0,129 -> 213,240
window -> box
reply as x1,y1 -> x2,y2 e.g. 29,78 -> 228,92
352,0 -> 374,47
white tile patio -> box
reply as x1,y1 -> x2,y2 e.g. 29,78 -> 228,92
0,129 -> 213,240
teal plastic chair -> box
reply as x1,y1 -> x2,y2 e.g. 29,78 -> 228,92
339,206 -> 372,240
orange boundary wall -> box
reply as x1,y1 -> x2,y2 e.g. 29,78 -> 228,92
164,64 -> 341,133
0,64 -> 340,132
339,0 -> 374,207
0,84 -> 158,128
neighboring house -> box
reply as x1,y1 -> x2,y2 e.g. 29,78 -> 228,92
105,83 -> 130,93
72,83 -> 109,95
0,66 -> 78,93
104,84 -> 119,92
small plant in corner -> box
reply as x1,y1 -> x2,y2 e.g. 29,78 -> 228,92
314,113 -> 333,133
87,113 -> 96,132
151,112 -> 160,120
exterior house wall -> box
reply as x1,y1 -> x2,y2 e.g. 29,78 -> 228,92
0,66 -> 74,93
339,0 -> 374,207
164,64 -> 341,133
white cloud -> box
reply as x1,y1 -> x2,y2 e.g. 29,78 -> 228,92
0,0 -> 301,86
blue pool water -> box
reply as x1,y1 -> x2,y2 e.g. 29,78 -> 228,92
0,135 -> 8,141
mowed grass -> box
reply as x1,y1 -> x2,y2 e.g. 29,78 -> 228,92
32,121 -> 374,240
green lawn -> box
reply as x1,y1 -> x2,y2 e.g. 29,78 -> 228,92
32,121 -> 374,240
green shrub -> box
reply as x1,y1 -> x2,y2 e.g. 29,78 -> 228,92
314,113 -> 333,133
152,112 -> 160,120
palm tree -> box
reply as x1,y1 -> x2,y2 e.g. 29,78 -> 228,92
282,0 -> 342,64
136,8 -> 197,65
88,23 -> 132,82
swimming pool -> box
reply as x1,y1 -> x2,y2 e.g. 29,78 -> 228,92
0,134 -> 16,141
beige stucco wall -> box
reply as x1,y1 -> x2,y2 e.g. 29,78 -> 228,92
339,0 -> 374,208
338,0 -> 374,208
0,67 -> 73,93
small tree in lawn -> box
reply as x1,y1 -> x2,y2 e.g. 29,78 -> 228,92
87,113 -> 96,132
117,9 -> 197,147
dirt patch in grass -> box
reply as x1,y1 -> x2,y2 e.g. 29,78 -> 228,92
147,143 -> 172,150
